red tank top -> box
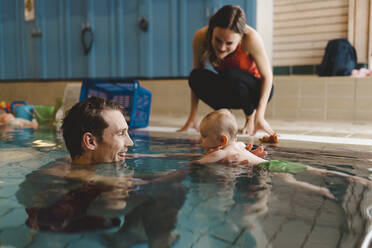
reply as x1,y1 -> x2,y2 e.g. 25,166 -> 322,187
214,44 -> 261,78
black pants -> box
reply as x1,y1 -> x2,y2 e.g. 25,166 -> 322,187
189,68 -> 274,115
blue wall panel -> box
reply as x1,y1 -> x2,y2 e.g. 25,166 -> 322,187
179,0 -> 210,77
108,0 -> 118,77
57,0 -> 67,78
123,1 -> 140,78
43,0 -> 62,78
139,0 -> 152,77
115,0 -> 125,77
150,0 -> 180,77
152,0 -> 170,77
243,0 -> 257,28
2,0 -> 23,79
86,0 -> 95,78
0,1 -> 4,79
0,0 -> 257,80
69,0 -> 89,78
63,0 -> 72,78
169,0 -> 179,77
91,0 -> 110,78
23,0 -> 45,79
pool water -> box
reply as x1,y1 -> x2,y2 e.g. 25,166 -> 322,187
1,128 -> 372,248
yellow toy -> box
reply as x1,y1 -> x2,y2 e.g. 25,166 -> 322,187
0,101 -> 10,113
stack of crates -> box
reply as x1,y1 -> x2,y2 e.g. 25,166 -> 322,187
79,79 -> 152,129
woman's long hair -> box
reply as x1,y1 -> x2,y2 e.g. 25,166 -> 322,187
203,5 -> 247,66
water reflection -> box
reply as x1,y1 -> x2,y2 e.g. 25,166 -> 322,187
0,127 -> 63,149
2,128 -> 372,247
15,157 -> 187,247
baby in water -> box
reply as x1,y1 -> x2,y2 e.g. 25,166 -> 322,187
196,109 -> 372,198
0,113 -> 38,129
197,109 -> 266,165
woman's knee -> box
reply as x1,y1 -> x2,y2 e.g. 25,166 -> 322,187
189,69 -> 201,90
221,68 -> 241,78
189,69 -> 202,87
189,68 -> 217,89
222,68 -> 257,81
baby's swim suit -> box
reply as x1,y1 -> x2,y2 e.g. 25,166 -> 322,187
258,160 -> 307,174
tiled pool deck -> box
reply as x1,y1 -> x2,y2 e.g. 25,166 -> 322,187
146,115 -> 372,152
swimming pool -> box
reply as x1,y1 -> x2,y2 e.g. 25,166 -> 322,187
1,128 -> 372,248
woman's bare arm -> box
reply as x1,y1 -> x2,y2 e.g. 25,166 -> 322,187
242,26 -> 274,136
178,27 -> 208,132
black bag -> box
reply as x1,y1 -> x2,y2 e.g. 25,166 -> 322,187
317,39 -> 357,76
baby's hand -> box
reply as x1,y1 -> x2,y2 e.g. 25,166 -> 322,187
219,153 -> 239,164
206,146 -> 221,154
246,144 -> 267,158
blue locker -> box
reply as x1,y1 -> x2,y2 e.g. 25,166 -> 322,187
22,0 -> 49,79
122,0 -> 141,78
0,0 -> 257,80
0,1 -> 5,79
150,0 -> 179,77
1,0 -> 24,80
178,0 -> 210,77
41,0 -> 63,79
68,0 -> 90,78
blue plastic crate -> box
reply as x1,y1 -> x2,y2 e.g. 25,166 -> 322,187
80,79 -> 152,128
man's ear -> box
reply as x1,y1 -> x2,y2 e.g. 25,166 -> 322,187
82,132 -> 97,151
220,134 -> 228,146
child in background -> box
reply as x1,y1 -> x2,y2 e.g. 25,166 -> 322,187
0,112 -> 38,129
196,109 -> 372,198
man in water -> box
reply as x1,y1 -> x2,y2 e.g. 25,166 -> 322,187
16,96 -> 184,248
61,96 -> 134,165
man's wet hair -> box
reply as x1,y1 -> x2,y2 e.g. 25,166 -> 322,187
62,96 -> 124,159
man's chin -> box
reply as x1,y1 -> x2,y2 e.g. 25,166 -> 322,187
117,152 -> 127,161
116,157 -> 126,162
114,159 -> 128,167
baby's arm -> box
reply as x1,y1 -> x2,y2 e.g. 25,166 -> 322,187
246,144 -> 267,158
307,166 -> 372,187
236,142 -> 267,165
127,153 -> 200,159
275,173 -> 335,199
195,150 -> 227,164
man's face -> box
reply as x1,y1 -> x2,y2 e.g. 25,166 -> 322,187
93,109 -> 133,163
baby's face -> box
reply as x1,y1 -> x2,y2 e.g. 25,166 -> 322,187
199,120 -> 221,152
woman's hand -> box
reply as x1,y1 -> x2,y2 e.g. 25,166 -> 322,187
177,119 -> 199,132
242,115 -> 255,135
243,112 -> 274,136
254,115 -> 275,136
178,90 -> 200,132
